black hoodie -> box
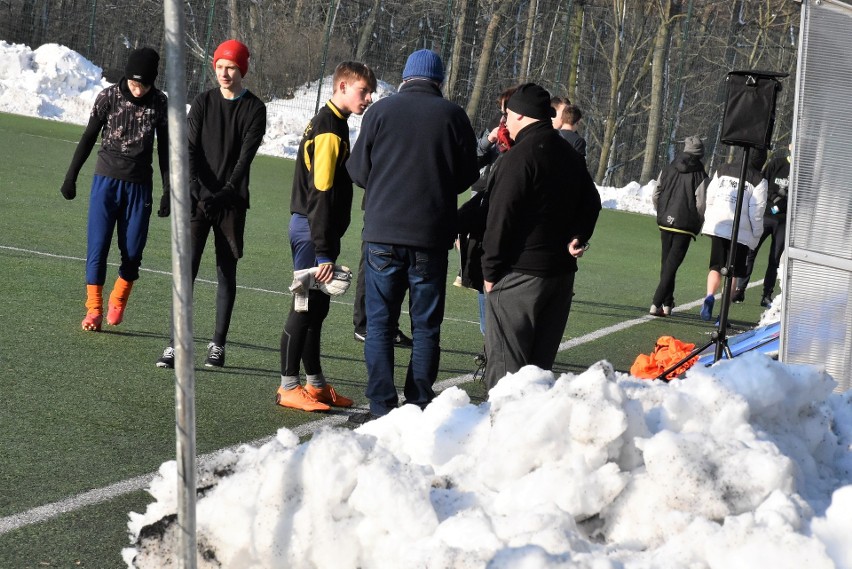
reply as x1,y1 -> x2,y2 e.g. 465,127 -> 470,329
654,152 -> 709,237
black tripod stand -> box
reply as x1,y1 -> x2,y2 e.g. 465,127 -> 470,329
656,148 -> 752,381
656,70 -> 786,382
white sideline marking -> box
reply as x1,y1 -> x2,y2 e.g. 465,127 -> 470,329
0,243 -> 764,533
0,245 -> 477,325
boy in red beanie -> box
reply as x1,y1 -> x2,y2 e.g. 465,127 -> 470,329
156,39 -> 266,369
60,46 -> 170,332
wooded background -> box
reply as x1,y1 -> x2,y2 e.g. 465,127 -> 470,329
1,0 -> 800,186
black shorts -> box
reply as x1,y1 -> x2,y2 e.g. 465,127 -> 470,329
708,236 -> 749,277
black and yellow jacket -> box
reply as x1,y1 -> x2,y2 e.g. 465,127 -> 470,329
290,100 -> 353,264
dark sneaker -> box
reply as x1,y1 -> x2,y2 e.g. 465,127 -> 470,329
760,295 -> 773,308
347,411 -> 380,425
393,330 -> 413,348
354,330 -> 366,343
700,295 -> 715,321
205,342 -> 225,367
731,288 -> 745,303
156,346 -> 175,369
649,304 -> 665,317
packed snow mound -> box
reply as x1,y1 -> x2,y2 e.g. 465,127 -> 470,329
0,41 -> 108,123
123,355 -> 852,569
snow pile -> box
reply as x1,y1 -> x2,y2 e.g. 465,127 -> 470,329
0,41 -> 109,123
123,356 -> 852,568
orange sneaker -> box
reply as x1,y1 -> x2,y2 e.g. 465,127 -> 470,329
107,302 -> 126,326
275,386 -> 331,412
81,312 -> 103,332
306,384 -> 354,407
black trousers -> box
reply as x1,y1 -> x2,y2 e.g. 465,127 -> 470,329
652,231 -> 692,308
738,215 -> 786,296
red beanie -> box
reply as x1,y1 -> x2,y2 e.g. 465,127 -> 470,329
213,39 -> 250,77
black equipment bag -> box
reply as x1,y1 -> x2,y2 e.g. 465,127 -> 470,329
720,70 -> 787,149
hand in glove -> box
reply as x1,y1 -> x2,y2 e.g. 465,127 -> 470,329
60,179 -> 77,200
157,192 -> 170,217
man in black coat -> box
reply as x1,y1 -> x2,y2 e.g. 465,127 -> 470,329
649,136 -> 709,316
481,83 -> 601,390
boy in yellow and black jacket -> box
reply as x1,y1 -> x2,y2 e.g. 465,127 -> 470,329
277,61 -> 377,412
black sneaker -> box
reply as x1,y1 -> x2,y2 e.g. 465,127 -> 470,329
732,288 -> 745,303
205,342 -> 225,367
393,330 -> 413,348
760,295 -> 773,308
156,346 -> 175,369
354,330 -> 366,343
347,411 -> 379,425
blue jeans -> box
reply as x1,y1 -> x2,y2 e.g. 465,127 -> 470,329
364,242 -> 448,416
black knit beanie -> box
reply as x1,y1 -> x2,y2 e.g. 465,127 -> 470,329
507,83 -> 557,121
125,47 -> 159,86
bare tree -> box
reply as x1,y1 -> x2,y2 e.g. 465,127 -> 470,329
639,0 -> 678,183
465,0 -> 515,119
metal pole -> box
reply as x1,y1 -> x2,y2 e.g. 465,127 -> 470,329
714,146 -> 750,362
87,0 -> 98,60
163,1 -> 197,567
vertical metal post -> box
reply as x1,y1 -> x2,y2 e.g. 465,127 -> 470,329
87,0 -> 98,59
164,1 -> 197,567
714,146 -> 750,362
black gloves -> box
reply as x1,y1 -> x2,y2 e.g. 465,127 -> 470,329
202,187 -> 235,221
60,179 -> 76,200
157,192 -> 170,217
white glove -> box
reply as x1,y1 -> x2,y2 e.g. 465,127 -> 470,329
288,265 -> 353,312
317,265 -> 352,296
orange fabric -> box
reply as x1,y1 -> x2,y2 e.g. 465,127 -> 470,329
108,276 -> 134,306
85,284 -> 103,314
630,335 -> 699,380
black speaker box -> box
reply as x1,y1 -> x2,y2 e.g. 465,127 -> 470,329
720,70 -> 787,149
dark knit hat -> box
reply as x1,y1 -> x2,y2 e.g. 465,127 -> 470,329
402,49 -> 444,82
506,83 -> 556,121
214,39 -> 250,77
683,136 -> 704,157
125,47 -> 159,86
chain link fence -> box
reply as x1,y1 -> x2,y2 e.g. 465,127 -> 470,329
1,0 -> 800,186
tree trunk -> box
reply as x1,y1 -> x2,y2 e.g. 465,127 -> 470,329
519,0 -> 538,82
356,0 -> 382,60
639,1 -> 674,183
566,5 -> 583,103
446,0 -> 469,98
465,0 -> 514,119
229,0 -> 239,39
595,0 -> 625,182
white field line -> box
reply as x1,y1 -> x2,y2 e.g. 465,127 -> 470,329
0,243 -> 763,534
0,244 -> 479,326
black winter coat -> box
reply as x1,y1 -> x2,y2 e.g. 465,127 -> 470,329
654,152 -> 708,237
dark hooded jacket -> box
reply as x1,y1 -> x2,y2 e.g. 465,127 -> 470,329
653,152 -> 709,237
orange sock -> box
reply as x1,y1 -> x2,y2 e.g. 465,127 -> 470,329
109,276 -> 134,307
85,285 -> 103,315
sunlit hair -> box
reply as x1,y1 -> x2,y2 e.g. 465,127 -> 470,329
333,61 -> 377,93
562,104 -> 582,125
550,95 -> 571,109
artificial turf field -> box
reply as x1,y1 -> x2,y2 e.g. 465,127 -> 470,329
0,111 -> 770,567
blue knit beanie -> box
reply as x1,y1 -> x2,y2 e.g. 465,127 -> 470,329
402,49 -> 444,83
